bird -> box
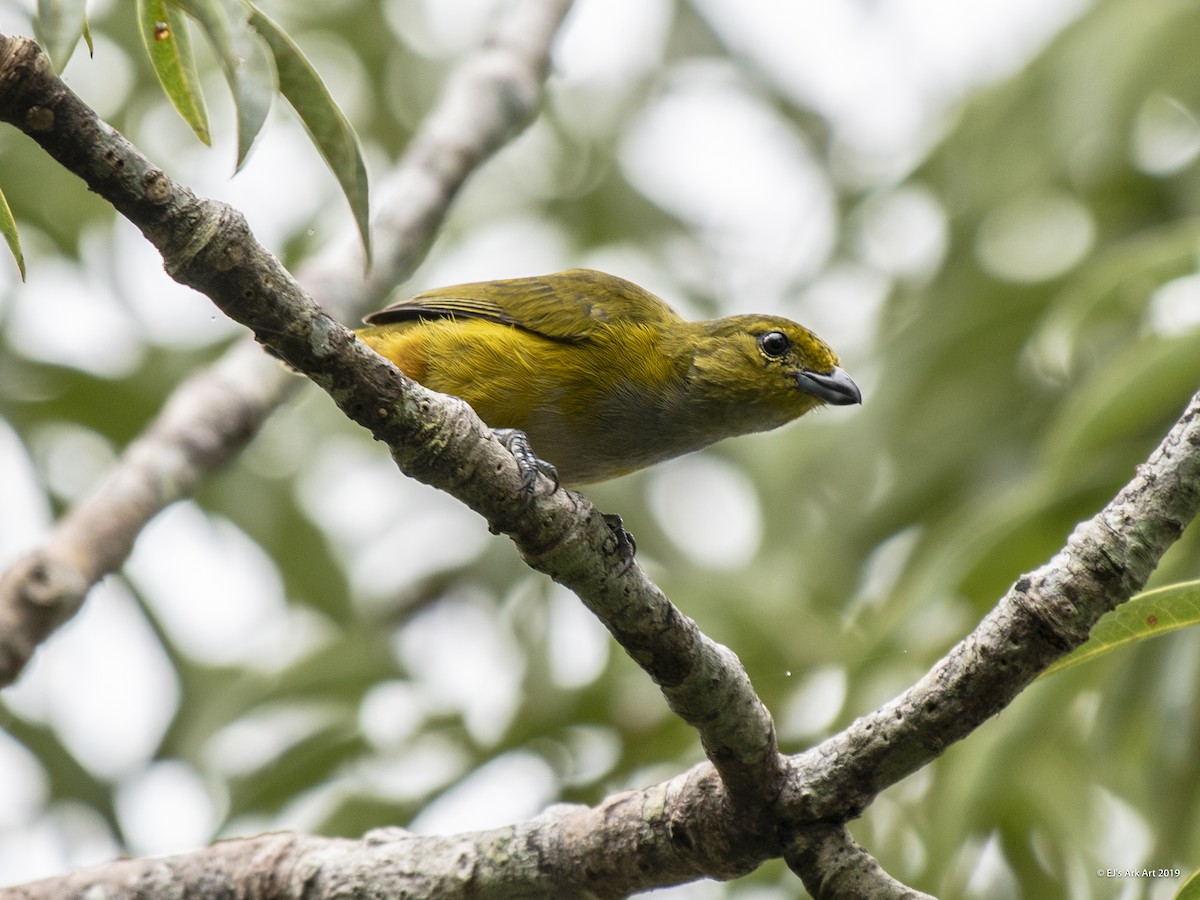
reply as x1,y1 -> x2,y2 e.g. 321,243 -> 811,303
357,269 -> 860,491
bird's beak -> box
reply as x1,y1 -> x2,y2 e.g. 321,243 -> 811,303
795,366 -> 862,406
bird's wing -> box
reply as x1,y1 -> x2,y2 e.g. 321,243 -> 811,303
361,269 -> 680,341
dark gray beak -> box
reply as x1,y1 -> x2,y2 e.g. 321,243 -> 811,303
796,366 -> 862,406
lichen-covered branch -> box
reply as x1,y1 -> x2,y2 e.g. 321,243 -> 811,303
0,0 -> 573,688
787,823 -> 935,900
783,389 -> 1200,825
5,765 -> 768,899
769,388 -> 1200,897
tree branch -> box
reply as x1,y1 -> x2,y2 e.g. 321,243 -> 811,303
8,763 -> 768,898
0,342 -> 282,683
787,823 -> 935,899
3,12 -> 1200,898
0,0 -> 573,687
783,389 -> 1200,825
0,22 -> 781,813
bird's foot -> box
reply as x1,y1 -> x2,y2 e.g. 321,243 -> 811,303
602,512 -> 637,564
494,428 -> 559,502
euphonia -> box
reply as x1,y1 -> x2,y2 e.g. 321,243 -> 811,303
357,269 -> 859,489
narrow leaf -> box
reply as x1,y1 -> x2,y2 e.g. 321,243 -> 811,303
171,0 -> 275,169
247,5 -> 371,260
1042,580 -> 1200,678
138,0 -> 211,145
34,0 -> 89,71
0,186 -> 27,281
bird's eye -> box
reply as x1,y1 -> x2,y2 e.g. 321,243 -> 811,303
759,331 -> 791,358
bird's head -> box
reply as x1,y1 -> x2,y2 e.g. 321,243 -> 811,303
684,315 -> 861,434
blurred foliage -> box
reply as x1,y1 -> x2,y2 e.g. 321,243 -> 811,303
2,0 -> 1200,897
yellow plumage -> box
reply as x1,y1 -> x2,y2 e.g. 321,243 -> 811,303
358,269 -> 859,485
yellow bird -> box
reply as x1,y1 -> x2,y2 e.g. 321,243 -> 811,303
359,268 -> 860,488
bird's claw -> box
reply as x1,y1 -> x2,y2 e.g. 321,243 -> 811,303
494,428 -> 559,502
602,512 -> 637,563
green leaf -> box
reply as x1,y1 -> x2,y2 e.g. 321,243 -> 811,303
0,186 -> 26,281
138,0 -> 211,145
171,0 -> 275,169
1176,868 -> 1200,900
246,5 -> 371,261
1042,580 -> 1200,678
34,0 -> 89,71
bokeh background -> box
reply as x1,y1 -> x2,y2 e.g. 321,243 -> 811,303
2,0 -> 1200,896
